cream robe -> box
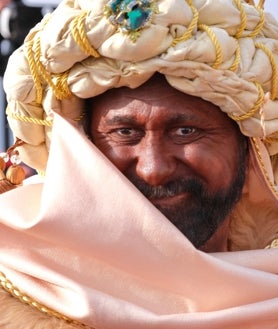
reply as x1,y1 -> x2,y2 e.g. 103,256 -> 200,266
0,115 -> 278,329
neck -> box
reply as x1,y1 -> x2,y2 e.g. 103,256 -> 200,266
199,218 -> 230,253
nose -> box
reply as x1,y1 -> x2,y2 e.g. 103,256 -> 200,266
135,139 -> 177,186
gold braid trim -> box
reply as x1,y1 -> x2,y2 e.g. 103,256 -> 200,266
255,42 -> 277,101
171,0 -> 199,46
0,271 -> 94,328
198,24 -> 223,69
71,12 -> 100,58
228,82 -> 264,121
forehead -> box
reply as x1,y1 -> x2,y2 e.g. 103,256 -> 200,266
90,75 -> 232,125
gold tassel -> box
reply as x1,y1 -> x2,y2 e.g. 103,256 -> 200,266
0,179 -> 17,194
0,139 -> 26,195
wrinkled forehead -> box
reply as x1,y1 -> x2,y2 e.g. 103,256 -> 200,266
91,74 -> 220,110
93,74 -> 178,102
87,74 -> 240,131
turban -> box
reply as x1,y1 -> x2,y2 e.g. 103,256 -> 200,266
2,0 -> 278,174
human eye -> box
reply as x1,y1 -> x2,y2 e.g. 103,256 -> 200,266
169,126 -> 200,143
109,127 -> 144,144
175,127 -> 196,136
116,128 -> 134,136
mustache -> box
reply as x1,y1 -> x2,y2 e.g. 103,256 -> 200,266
127,176 -> 205,199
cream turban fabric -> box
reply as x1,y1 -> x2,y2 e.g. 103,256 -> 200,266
3,0 -> 278,172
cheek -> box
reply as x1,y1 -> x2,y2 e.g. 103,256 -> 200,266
181,143 -> 239,190
95,143 -> 134,172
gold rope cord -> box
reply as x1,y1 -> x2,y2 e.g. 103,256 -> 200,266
26,38 -> 72,102
247,6 -> 265,38
228,40 -> 241,72
234,0 -> 247,38
71,12 -> 100,58
234,0 -> 265,38
24,14 -> 52,104
257,0 -> 265,9
0,271 -> 94,329
255,42 -> 278,101
56,71 -> 72,98
25,9 -> 72,102
252,137 -> 278,197
6,106 -> 85,126
198,24 -> 223,69
228,82 -> 264,121
6,109 -> 53,126
26,40 -> 43,104
33,37 -> 72,100
26,11 -> 101,103
171,0 -> 199,46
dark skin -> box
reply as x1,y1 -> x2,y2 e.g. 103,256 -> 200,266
88,75 -> 247,252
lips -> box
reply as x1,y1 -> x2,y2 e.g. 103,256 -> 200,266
149,192 -> 189,207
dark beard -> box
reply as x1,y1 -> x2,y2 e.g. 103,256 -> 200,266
126,151 -> 247,249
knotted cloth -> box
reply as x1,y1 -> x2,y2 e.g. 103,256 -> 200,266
3,0 -> 278,174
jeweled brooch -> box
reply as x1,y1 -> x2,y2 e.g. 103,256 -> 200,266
104,0 -> 159,42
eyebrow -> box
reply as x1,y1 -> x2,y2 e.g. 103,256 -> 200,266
104,113 -> 202,125
104,115 -> 139,125
165,113 -> 201,125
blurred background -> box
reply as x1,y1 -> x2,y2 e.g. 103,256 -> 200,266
0,0 -> 278,153
0,0 -> 59,153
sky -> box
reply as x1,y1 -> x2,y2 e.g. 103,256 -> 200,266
261,1 -> 278,19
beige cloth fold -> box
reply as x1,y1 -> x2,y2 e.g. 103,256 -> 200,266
1,115 -> 278,328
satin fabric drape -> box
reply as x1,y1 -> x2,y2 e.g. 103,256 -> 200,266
0,115 -> 278,328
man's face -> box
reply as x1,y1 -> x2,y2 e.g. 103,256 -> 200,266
89,76 -> 247,249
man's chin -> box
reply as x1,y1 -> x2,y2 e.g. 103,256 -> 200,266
152,201 -> 219,249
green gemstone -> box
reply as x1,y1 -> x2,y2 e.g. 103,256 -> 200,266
127,7 -> 149,30
105,0 -> 156,40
